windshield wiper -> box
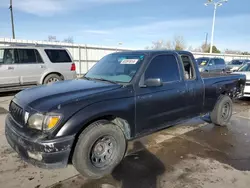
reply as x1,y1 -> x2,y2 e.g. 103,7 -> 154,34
92,78 -> 118,84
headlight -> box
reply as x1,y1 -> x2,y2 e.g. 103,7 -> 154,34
27,113 -> 61,131
199,68 -> 204,72
28,113 -> 44,130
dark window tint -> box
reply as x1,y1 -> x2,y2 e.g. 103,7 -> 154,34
45,49 -> 71,63
0,49 -> 15,64
214,59 -> 225,65
181,55 -> 196,80
145,55 -> 180,82
16,49 -> 37,64
208,59 -> 215,65
35,50 -> 43,63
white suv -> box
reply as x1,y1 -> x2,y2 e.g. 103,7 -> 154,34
0,46 -> 77,92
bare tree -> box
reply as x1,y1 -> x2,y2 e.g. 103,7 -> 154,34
151,40 -> 168,50
192,48 -> 202,52
48,35 -> 58,42
201,42 -> 209,53
147,35 -> 186,50
62,36 -> 74,43
224,49 -> 242,54
165,40 -> 173,50
173,35 -> 186,50
187,45 -> 193,51
46,36 -> 74,43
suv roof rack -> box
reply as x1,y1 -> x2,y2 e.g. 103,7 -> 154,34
6,43 -> 63,48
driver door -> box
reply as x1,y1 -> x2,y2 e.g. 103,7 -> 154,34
207,59 -> 216,72
135,54 -> 187,134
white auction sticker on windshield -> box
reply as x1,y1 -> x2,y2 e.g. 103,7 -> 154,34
120,59 -> 139,64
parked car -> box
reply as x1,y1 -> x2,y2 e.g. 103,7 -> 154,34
5,50 -> 245,179
0,46 -> 77,92
232,62 -> 250,97
225,59 -> 250,72
196,57 -> 226,73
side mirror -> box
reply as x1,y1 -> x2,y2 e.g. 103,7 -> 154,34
144,78 -> 163,87
208,63 -> 213,66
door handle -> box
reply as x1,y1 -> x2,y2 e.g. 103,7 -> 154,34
8,66 -> 14,70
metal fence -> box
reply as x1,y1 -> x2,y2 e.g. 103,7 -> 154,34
1,38 -> 250,75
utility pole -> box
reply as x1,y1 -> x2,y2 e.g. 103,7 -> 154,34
205,32 -> 208,49
9,0 -> 16,39
210,4 -> 217,53
204,0 -> 228,53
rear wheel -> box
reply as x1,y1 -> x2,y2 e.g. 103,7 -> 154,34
43,74 -> 62,84
72,120 -> 126,179
210,95 -> 233,126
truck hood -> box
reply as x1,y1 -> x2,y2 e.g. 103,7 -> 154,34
226,65 -> 241,70
232,72 -> 250,80
14,79 -> 121,111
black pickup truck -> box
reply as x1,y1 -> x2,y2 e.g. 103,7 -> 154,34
5,50 -> 246,179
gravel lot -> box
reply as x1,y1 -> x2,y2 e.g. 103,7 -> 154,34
0,92 -> 250,188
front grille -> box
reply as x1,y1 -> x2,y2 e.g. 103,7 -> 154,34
246,83 -> 250,86
9,101 -> 24,125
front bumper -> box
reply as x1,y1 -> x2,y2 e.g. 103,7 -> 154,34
243,85 -> 250,97
5,114 -> 75,169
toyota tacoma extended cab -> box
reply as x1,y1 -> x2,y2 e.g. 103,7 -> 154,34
5,50 -> 246,179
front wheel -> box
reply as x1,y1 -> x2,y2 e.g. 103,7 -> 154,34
210,95 -> 233,126
72,120 -> 127,179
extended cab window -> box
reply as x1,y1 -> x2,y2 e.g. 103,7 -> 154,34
145,55 -> 180,82
16,49 -> 42,64
45,49 -> 72,63
181,55 -> 196,80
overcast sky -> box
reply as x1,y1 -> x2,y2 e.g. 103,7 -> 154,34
0,0 -> 249,51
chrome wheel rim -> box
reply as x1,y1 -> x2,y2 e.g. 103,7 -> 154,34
47,77 -> 59,84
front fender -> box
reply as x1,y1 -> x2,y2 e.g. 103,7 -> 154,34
55,97 -> 135,138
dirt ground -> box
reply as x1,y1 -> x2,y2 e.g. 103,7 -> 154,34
0,92 -> 250,188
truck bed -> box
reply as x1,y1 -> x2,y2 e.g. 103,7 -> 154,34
201,72 -> 245,85
201,72 -> 245,107
200,72 -> 233,79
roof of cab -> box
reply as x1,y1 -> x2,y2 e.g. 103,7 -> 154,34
0,45 -> 64,50
113,50 -> 193,56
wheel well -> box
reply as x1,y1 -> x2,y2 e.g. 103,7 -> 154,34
42,72 -> 64,84
68,115 -> 131,164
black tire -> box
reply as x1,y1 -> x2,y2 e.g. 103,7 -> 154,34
210,95 -> 233,126
72,120 -> 127,179
43,74 -> 62,84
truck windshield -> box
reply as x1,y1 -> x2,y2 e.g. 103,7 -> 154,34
238,63 -> 250,72
85,53 -> 145,83
196,58 -> 209,66
228,60 -> 244,65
